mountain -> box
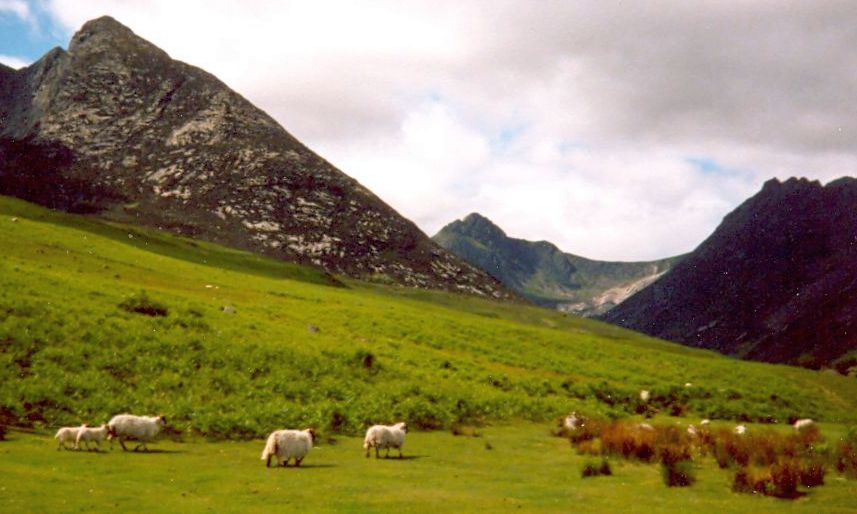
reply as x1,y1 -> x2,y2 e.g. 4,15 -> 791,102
0,16 -> 510,299
603,177 -> 857,372
433,213 -> 683,315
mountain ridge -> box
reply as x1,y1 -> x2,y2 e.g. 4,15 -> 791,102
0,16 -> 512,299
603,176 -> 857,372
433,212 -> 683,315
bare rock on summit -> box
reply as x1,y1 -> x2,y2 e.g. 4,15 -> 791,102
0,16 -> 511,298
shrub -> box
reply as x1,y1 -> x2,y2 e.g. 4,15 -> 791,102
733,466 -> 773,495
601,421 -> 656,462
770,459 -> 801,498
662,459 -> 696,487
835,427 -> 857,478
800,457 -> 825,487
581,458 -> 612,478
119,290 -> 168,317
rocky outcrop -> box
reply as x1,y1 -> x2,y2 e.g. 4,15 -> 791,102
0,16 -> 511,298
433,213 -> 682,315
603,177 -> 857,371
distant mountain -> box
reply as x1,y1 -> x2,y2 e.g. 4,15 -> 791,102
0,16 -> 511,298
603,177 -> 857,372
433,213 -> 683,315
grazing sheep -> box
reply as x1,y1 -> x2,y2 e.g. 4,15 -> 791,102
75,424 -> 109,451
637,423 -> 655,431
639,390 -> 650,402
687,424 -> 698,436
364,422 -> 407,459
563,412 -> 583,431
734,424 -> 747,435
261,428 -> 316,467
55,424 -> 88,450
700,419 -> 711,426
107,414 -> 167,451
793,418 -> 816,432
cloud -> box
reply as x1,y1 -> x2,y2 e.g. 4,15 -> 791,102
36,1 -> 857,260
0,53 -> 29,69
0,0 -> 30,21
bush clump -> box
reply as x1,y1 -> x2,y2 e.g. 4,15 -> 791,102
581,458 -> 612,478
119,290 -> 168,317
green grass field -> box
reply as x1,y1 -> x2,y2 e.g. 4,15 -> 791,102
3,423 -> 856,513
1,194 -> 857,511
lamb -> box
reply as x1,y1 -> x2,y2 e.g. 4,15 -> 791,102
793,418 -> 815,432
75,424 -> 110,451
364,422 -> 407,459
107,414 -> 167,451
260,428 -> 316,467
55,424 -> 88,450
563,412 -> 583,431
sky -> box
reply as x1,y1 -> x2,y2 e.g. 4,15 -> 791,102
2,1 -> 856,261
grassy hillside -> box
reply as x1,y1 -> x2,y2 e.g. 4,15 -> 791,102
1,195 -> 857,439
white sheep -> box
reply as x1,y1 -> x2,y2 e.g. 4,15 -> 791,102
637,422 -> 655,431
700,419 -> 711,426
261,428 -> 316,467
793,418 -> 815,432
639,390 -> 650,402
687,424 -> 698,436
75,424 -> 110,451
55,424 -> 88,450
563,412 -> 583,431
107,414 -> 167,451
734,424 -> 747,435
364,422 -> 407,459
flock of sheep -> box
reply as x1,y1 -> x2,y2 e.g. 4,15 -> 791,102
55,414 -> 408,467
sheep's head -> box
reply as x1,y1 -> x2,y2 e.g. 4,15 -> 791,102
399,422 -> 408,433
306,428 -> 317,442
158,415 -> 167,426
106,426 -> 118,439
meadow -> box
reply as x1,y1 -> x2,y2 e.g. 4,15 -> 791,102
2,422 -> 857,514
2,194 -> 857,511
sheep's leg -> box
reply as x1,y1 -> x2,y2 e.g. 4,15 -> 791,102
295,457 -> 303,467
119,438 -> 128,451
375,446 -> 380,459
398,446 -> 403,459
266,454 -> 273,468
385,447 -> 390,459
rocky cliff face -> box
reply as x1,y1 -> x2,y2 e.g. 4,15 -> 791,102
603,177 -> 857,372
433,213 -> 681,315
0,16 -> 511,298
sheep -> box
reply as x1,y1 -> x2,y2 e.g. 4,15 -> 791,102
639,390 -> 650,402
687,424 -> 698,436
637,422 -> 655,431
364,422 -> 407,459
261,428 -> 316,467
734,424 -> 747,435
75,424 -> 110,451
563,412 -> 583,431
55,424 -> 88,450
793,418 -> 815,432
700,419 -> 711,426
107,414 -> 167,451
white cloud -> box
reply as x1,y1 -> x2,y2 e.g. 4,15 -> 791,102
38,1 -> 857,260
0,53 -> 30,69
0,0 -> 30,20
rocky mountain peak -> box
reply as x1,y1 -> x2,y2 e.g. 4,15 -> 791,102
603,176 -> 857,370
0,16 -> 513,299
455,213 -> 508,240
